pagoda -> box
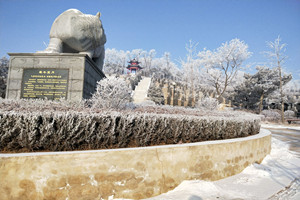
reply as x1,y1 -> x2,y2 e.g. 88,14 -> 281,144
127,59 -> 142,74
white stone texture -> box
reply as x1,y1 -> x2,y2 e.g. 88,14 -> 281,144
37,9 -> 106,71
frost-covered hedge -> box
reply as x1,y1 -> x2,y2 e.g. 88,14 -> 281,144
284,110 -> 295,119
0,99 -> 260,152
91,77 -> 132,110
261,109 -> 281,122
196,97 -> 219,111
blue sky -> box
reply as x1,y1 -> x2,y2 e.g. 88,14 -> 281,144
0,0 -> 299,79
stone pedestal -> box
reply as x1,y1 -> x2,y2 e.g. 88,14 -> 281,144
6,53 -> 105,101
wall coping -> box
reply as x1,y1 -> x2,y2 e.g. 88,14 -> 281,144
8,53 -> 87,57
0,128 -> 271,158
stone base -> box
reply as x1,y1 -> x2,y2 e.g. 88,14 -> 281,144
6,53 -> 105,101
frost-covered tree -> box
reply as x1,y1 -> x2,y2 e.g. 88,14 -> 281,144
180,40 -> 201,89
233,66 -> 291,112
140,49 -> 156,73
284,80 -> 300,106
179,40 -> 202,106
199,39 -> 251,99
91,77 -> 132,110
103,48 -> 182,79
284,110 -> 295,119
264,36 -> 289,122
152,52 -> 182,80
0,56 -> 9,98
103,48 -> 129,75
261,109 -> 281,122
196,96 -> 219,111
147,81 -> 165,105
0,56 -> 8,74
104,48 -> 147,75
285,80 -> 300,93
128,49 -> 143,61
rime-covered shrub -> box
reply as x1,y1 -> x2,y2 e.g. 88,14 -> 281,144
0,78 -> 6,98
284,110 -> 295,119
138,100 -> 156,106
196,97 -> 219,110
90,77 -> 132,110
0,99 -> 261,152
261,109 -> 281,122
147,80 -> 164,105
0,57 -> 9,98
0,109 -> 260,152
0,98 -> 86,112
124,73 -> 142,90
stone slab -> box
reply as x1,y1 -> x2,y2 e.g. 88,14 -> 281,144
6,53 -> 105,101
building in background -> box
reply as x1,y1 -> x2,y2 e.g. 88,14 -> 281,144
127,59 -> 142,74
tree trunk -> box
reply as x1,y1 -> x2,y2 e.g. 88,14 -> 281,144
279,64 -> 285,123
259,93 -> 264,113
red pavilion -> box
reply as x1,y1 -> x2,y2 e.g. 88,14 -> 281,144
127,59 -> 142,74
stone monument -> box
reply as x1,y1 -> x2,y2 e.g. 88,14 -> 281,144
6,9 -> 106,101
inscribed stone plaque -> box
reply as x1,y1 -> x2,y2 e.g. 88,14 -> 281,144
21,68 -> 69,100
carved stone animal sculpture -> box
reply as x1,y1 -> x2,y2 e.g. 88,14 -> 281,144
38,9 -> 106,70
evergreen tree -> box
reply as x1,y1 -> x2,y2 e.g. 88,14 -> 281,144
233,66 -> 291,112
0,57 -> 9,98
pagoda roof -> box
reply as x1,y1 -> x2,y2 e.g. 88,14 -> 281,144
128,59 -> 140,64
127,58 -> 142,69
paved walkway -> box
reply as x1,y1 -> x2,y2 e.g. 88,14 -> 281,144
133,76 -> 152,104
265,128 -> 300,157
266,128 -> 300,199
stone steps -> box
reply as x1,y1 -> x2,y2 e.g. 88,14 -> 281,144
133,77 -> 152,103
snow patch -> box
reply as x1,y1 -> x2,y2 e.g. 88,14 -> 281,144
242,163 -> 272,177
261,123 -> 300,131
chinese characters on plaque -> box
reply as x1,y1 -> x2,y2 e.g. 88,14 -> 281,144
21,69 -> 69,100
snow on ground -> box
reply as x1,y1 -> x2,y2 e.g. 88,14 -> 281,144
261,123 -> 300,131
142,137 -> 300,200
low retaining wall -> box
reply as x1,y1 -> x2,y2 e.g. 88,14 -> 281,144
0,129 -> 271,200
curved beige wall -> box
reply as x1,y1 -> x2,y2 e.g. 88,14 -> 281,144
0,129 -> 271,200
